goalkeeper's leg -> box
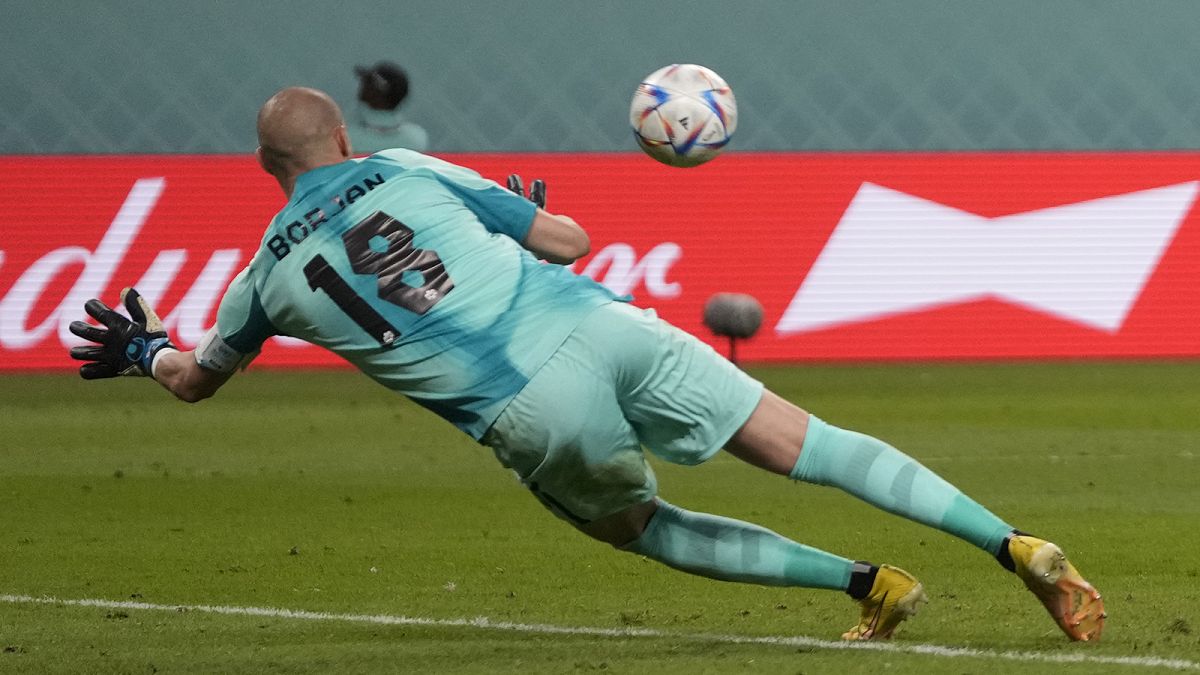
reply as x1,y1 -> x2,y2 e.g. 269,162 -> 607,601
582,499 -> 925,640
727,391 -> 1016,557
724,390 -> 1104,641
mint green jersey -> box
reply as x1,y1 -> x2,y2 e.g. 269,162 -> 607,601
214,149 -> 622,438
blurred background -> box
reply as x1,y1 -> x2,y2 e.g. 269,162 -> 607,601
5,0 -> 1200,154
5,0 -> 1200,366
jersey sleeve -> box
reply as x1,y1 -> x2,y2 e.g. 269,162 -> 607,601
369,150 -> 538,241
442,177 -> 537,242
212,266 -> 277,355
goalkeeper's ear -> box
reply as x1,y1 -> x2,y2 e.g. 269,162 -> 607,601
120,287 -> 165,332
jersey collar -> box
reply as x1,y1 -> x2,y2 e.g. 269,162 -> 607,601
292,160 -> 359,199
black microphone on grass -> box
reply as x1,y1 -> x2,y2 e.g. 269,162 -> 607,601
702,293 -> 763,366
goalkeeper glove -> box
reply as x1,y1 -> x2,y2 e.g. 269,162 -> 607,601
68,287 -> 177,379
506,173 -> 546,209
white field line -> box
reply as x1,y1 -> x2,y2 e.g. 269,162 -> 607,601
1,593 -> 1197,671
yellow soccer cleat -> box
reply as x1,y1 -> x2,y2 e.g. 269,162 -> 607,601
1008,535 -> 1106,641
842,564 -> 928,640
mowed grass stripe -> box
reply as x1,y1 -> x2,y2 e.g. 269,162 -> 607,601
3,594 -> 1196,672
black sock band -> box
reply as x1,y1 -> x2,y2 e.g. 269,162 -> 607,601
846,561 -> 878,600
995,530 -> 1029,573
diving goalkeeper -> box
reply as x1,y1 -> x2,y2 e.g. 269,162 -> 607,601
68,86 -> 1105,642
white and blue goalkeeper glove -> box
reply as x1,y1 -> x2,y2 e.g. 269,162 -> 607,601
68,287 -> 177,379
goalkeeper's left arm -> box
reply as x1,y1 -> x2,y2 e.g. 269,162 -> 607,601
68,287 -> 236,403
148,348 -> 235,403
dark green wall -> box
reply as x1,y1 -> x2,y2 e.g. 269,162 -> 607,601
4,1 -> 1200,153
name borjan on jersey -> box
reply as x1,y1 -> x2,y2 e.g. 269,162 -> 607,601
267,172 -> 386,261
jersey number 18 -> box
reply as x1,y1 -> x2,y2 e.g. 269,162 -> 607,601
303,211 -> 454,346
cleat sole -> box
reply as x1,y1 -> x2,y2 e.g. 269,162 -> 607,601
1017,541 -> 1105,642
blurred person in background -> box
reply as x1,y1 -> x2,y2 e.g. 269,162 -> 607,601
348,61 -> 429,154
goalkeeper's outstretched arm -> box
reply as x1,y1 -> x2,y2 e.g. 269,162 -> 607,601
151,349 -> 234,403
68,287 -> 238,403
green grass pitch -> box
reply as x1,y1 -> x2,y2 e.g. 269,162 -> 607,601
1,362 -> 1198,673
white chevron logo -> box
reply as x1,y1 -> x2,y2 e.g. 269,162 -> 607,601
776,182 -> 1199,335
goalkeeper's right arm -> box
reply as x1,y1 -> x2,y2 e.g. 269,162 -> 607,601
506,173 -> 589,264
523,210 -> 590,264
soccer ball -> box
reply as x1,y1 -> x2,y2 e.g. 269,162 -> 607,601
629,64 -> 737,168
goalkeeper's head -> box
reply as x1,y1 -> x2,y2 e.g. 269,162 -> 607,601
256,87 -> 352,196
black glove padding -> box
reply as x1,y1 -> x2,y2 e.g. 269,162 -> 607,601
506,173 -> 547,209
68,287 -> 177,379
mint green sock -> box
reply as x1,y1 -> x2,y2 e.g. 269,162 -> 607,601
622,500 -> 853,591
790,416 -> 1013,555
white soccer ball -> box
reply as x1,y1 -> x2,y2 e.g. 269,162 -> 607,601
629,64 -> 737,168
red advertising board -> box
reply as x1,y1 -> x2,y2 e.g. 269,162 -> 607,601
4,153 -> 1200,371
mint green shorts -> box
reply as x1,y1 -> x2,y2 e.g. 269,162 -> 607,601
482,302 -> 764,524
